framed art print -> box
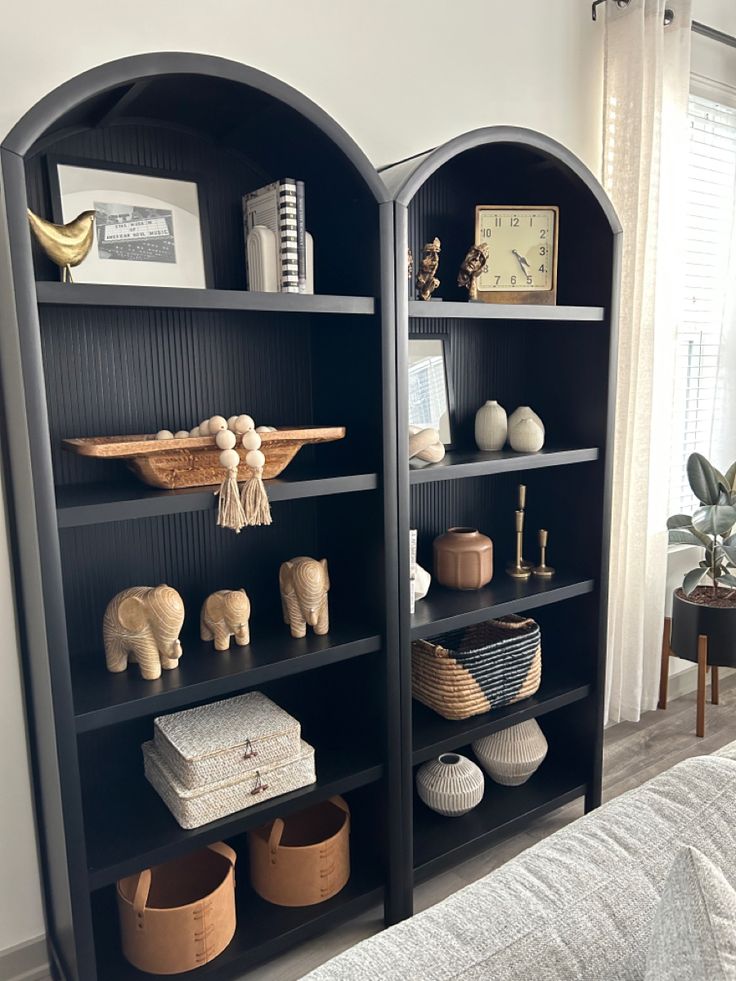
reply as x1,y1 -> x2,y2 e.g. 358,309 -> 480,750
48,157 -> 212,288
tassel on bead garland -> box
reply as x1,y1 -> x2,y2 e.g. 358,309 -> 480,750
214,426 -> 247,533
240,430 -> 272,527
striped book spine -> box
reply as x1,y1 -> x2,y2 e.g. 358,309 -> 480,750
296,180 -> 307,293
279,179 -> 298,293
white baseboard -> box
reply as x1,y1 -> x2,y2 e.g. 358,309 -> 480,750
668,664 -> 735,701
0,936 -> 49,981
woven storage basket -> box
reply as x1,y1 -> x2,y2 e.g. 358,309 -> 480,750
412,615 -> 541,720
116,842 -> 236,975
153,691 -> 301,789
248,796 -> 350,907
143,739 -> 316,829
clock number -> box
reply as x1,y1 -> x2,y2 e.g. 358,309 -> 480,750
510,217 -> 519,227
526,276 -> 533,285
510,275 -> 517,285
539,246 -> 547,256
481,228 -> 492,239
539,229 -> 546,239
494,275 -> 501,285
539,264 -> 546,273
495,216 -> 502,227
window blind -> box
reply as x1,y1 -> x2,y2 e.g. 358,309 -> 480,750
669,91 -> 736,515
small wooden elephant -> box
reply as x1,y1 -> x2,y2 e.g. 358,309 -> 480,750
200,589 -> 251,651
279,557 -> 330,638
103,585 -> 184,681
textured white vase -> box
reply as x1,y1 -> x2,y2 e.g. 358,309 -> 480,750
416,753 -> 485,816
474,400 -> 508,451
472,719 -> 548,786
508,407 -> 545,453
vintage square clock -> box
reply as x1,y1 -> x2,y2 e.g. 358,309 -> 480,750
474,205 -> 559,304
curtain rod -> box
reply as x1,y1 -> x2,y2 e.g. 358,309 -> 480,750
592,2 -> 736,47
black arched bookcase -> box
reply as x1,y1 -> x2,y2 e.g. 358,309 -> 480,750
0,53 -> 401,980
382,128 -> 621,898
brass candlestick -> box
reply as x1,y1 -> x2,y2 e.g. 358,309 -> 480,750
533,528 -> 555,578
507,509 -> 532,579
517,484 -> 533,571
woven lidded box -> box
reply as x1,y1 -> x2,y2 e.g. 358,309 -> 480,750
412,615 -> 541,720
143,738 -> 316,829
153,691 -> 301,790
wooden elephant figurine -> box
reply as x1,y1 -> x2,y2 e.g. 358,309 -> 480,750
279,557 -> 330,638
103,585 -> 184,681
200,589 -> 251,651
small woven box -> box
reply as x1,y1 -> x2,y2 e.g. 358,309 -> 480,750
153,691 -> 301,790
412,615 -> 542,720
143,738 -> 317,829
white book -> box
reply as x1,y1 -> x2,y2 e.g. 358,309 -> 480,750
243,179 -> 299,293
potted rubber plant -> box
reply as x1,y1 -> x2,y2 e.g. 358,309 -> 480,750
667,452 -> 736,668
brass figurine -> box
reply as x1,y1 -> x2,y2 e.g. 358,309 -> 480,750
517,484 -> 534,571
533,529 -> 555,578
457,242 -> 489,300
27,208 -> 95,283
507,509 -> 532,580
416,237 -> 441,301
407,247 -> 414,280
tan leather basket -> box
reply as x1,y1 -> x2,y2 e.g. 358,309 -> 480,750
248,796 -> 350,907
116,842 -> 236,974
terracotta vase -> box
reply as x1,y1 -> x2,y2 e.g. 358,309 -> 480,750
415,753 -> 485,817
474,400 -> 508,451
434,527 -> 493,590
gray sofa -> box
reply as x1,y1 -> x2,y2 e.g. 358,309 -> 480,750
306,743 -> 736,980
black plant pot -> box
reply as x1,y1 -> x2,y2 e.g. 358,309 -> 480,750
670,589 -> 736,668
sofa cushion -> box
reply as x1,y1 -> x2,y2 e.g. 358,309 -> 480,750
645,846 -> 736,981
305,755 -> 736,981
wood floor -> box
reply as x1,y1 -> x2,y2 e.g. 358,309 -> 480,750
239,675 -> 736,981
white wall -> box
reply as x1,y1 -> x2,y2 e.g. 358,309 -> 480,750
0,0 -> 729,961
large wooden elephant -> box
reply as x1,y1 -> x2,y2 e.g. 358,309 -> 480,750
103,585 -> 185,681
279,557 -> 330,638
200,589 -> 251,651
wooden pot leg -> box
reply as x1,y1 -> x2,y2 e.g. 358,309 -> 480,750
658,617 -> 671,710
712,665 -> 719,705
696,634 -> 708,738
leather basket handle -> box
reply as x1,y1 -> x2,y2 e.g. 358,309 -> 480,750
132,868 -> 152,917
268,817 -> 285,859
207,841 -> 237,867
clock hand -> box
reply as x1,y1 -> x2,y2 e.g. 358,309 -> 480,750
512,249 -> 531,276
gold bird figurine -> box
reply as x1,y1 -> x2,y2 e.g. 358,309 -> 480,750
27,208 -> 95,283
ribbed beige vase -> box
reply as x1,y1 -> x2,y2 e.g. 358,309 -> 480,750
474,400 -> 507,451
415,753 -> 485,817
472,719 -> 548,786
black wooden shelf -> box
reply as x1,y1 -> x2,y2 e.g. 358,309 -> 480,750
408,300 -> 605,321
413,760 -> 587,878
412,676 -> 592,764
411,575 -> 595,640
73,622 -> 381,732
93,860 -> 384,981
57,471 -> 379,527
409,446 -> 598,484
37,281 -> 376,316
84,744 -> 383,889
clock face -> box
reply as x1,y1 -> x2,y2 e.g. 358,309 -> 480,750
475,207 -> 557,293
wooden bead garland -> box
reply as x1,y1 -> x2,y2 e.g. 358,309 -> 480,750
154,413 -> 275,533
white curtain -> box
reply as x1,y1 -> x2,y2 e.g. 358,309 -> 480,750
603,0 -> 692,724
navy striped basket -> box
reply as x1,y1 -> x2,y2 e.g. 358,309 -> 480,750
412,615 -> 541,720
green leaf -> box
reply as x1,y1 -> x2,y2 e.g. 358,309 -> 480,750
720,544 -> 736,565
688,453 -> 722,505
683,567 -> 708,595
667,514 -> 694,529
668,529 -> 706,547
726,461 -> 736,490
717,573 -> 736,587
693,504 -> 736,538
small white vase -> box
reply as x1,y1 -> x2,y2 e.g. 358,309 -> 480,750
508,405 -> 543,430
474,400 -> 508,451
472,719 -> 548,786
416,753 -> 485,817
508,412 -> 545,453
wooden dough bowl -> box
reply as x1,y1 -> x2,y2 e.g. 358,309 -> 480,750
63,426 -> 346,490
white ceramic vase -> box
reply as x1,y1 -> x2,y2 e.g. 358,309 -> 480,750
474,400 -> 508,451
416,753 -> 485,817
508,406 -> 545,452
472,719 -> 548,786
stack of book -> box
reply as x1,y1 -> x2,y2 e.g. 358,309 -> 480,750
243,178 -> 312,294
